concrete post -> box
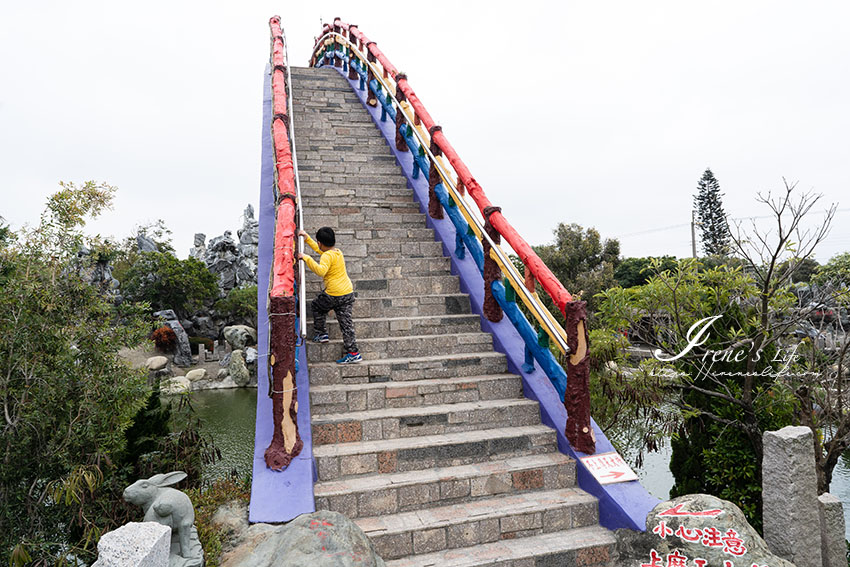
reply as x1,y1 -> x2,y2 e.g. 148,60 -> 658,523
818,492 -> 846,567
198,343 -> 206,363
762,425 -> 822,567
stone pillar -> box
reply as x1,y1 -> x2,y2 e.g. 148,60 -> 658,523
198,343 -> 206,363
92,522 -> 170,567
818,492 -> 846,567
762,425 -> 822,567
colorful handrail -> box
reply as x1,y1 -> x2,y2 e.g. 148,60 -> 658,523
310,21 -> 595,454
264,16 -> 304,471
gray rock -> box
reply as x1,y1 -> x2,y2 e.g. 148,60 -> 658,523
93,521 -> 171,567
154,310 -> 193,368
763,425 -> 821,567
188,233 -> 206,262
229,350 -> 251,387
219,353 -> 232,368
191,316 -> 219,340
220,510 -> 385,567
154,309 -> 179,322
137,233 -> 159,253
216,368 -> 229,381
223,325 -> 257,351
616,494 -> 794,567
245,347 -> 258,365
200,205 -> 260,295
819,492 -> 845,567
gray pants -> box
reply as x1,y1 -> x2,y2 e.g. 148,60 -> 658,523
312,292 -> 358,353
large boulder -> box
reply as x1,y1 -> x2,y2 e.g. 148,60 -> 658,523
616,494 -> 794,567
229,350 -> 251,387
145,356 -> 169,371
223,325 -> 257,351
136,233 -> 159,253
220,510 -> 385,567
154,310 -> 193,367
197,205 -> 260,296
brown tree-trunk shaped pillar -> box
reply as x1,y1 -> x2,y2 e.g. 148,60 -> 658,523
427,126 -> 444,219
482,207 -> 503,322
265,295 -> 303,470
563,300 -> 595,454
394,74 -> 409,152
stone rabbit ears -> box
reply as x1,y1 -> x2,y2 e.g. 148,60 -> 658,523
148,471 -> 187,487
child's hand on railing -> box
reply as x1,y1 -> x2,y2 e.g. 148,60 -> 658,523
297,229 -> 308,238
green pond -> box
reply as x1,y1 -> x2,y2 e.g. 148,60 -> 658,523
189,388 -> 257,480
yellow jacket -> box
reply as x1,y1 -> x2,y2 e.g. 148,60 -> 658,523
303,235 -> 354,296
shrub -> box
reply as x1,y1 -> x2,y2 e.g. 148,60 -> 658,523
151,325 -> 177,352
214,285 -> 257,326
185,475 -> 251,567
121,251 -> 219,318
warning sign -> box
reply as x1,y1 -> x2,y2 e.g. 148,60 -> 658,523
579,451 -> 638,485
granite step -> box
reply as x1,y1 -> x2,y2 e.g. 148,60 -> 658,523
355,488 -> 600,561
298,238 -> 444,262
343,257 -> 452,280
312,399 -> 540,444
321,314 -> 481,341
303,211 -> 428,229
384,527 -> 617,567
308,351 -> 508,385
309,373 -> 522,414
344,293 -> 471,318
314,453 -> 576,519
313,425 -> 558,482
307,275 -> 460,298
306,332 -> 494,362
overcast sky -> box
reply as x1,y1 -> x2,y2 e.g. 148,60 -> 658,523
2,1 -> 848,263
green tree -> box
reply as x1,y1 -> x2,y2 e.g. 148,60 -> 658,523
596,182 -> 840,530
694,168 -> 731,256
121,252 -> 219,318
813,252 -> 850,287
534,223 -> 620,317
214,285 -> 258,326
614,256 -> 679,288
0,182 -> 151,562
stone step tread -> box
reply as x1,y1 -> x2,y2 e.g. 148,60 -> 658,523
309,372 -> 517,395
314,453 -> 574,498
313,398 -> 537,423
310,332 -> 493,349
355,488 -> 597,536
312,425 -> 554,458
383,526 -> 616,567
308,351 -> 505,371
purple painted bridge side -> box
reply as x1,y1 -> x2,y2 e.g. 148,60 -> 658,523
325,64 -> 659,532
249,65 -> 316,524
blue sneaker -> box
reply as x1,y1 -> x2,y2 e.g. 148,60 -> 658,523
336,352 -> 362,364
312,332 -> 329,343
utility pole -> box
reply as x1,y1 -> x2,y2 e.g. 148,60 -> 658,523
691,210 -> 697,258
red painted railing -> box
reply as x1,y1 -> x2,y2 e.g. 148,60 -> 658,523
264,16 -> 302,471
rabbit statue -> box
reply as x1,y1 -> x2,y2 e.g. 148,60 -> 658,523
123,471 -> 197,561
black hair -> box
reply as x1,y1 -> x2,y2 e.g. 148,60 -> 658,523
316,227 -> 336,247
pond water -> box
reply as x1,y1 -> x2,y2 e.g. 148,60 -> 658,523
189,388 -> 257,480
191,388 -> 850,538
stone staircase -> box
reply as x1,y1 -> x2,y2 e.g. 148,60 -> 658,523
290,66 -> 616,566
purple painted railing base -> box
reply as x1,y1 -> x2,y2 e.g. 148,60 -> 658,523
327,64 -> 659,531
249,66 -> 316,524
